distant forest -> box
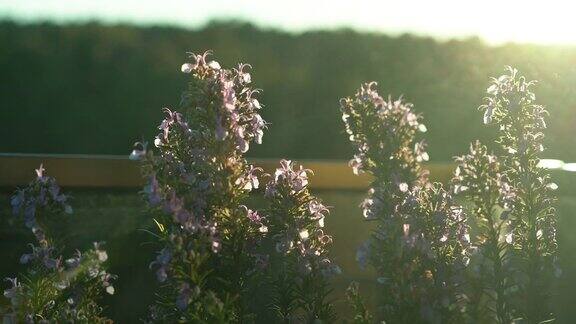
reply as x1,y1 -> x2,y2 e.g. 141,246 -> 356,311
1,20 -> 575,161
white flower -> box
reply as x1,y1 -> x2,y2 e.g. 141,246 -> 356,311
402,223 -> 410,236
418,124 -> 427,132
487,83 -> 499,95
453,184 -> 469,194
250,98 -> 261,109
398,182 -> 409,192
97,250 -> 108,262
463,256 -> 471,267
349,155 -> 364,175
483,106 -> 494,124
547,183 -> 558,190
181,63 -> 194,73
207,61 -> 221,70
505,233 -> 513,244
242,73 -> 251,84
299,229 -> 309,241
417,151 -> 429,162
129,150 -> 143,161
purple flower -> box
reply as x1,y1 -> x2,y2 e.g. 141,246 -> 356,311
144,175 -> 162,206
65,250 -> 82,269
244,207 -> 261,223
3,278 -> 21,306
176,283 -> 192,310
163,192 -> 184,215
270,160 -> 312,193
31,227 -> 47,245
150,248 -> 172,283
242,205 -> 261,225
235,165 -> 262,191
180,51 -> 216,73
174,209 -> 192,226
156,108 -> 188,144
251,114 -> 266,144
414,141 -> 429,162
221,77 -> 236,113
35,164 -> 45,180
234,126 -> 249,153
235,63 -> 252,84
19,252 -> 34,265
23,204 -> 36,228
309,200 -> 329,227
349,154 -> 365,175
273,160 -> 290,181
43,256 -> 62,271
99,272 -> 116,295
267,160 -> 313,197
360,189 -> 382,221
93,242 -> 108,262
11,165 -> 74,237
292,169 -> 310,192
10,191 -> 25,215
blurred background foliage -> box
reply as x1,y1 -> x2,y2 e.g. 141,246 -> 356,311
1,20 -> 575,161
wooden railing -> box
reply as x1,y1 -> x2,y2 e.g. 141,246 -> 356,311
0,153 -> 456,189
1,153 -> 571,190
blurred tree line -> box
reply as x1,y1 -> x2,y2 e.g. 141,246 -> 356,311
1,20 -> 575,161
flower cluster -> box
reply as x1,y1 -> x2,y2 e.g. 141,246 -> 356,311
478,67 -> 559,322
372,184 -> 470,323
341,83 -> 470,323
340,82 -> 429,221
137,51 -> 271,322
3,166 -> 114,323
452,141 -> 516,322
263,159 -> 339,322
453,141 -> 514,205
10,164 -> 72,244
178,52 -> 265,154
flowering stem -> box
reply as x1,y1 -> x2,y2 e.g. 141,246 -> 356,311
479,67 -> 558,322
485,206 -> 509,323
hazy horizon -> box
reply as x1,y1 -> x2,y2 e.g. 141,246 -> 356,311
1,0 -> 576,46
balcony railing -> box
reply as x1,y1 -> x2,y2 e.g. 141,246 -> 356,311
1,153 -> 572,190
0,153 -> 457,189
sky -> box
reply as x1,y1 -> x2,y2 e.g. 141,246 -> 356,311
1,0 -> 576,45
